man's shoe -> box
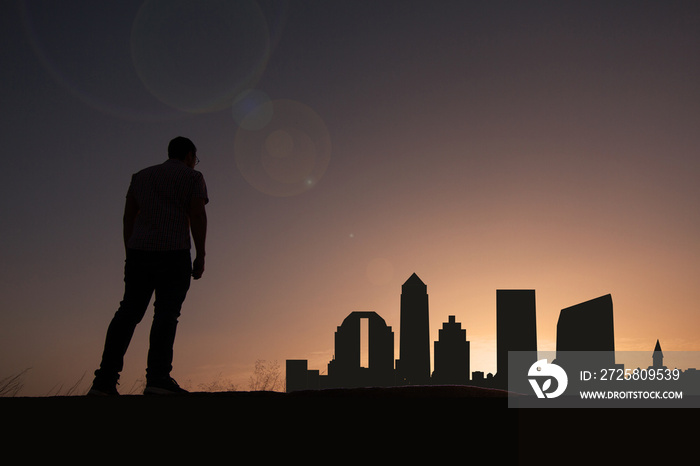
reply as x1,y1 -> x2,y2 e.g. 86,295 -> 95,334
87,380 -> 119,396
144,377 -> 189,395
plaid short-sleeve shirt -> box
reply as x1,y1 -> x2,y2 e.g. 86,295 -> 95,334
126,158 -> 209,251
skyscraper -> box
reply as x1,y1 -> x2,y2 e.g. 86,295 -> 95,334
397,273 -> 430,385
432,315 -> 470,385
555,294 -> 616,372
328,311 -> 395,388
553,295 -> 620,395
496,290 -> 537,390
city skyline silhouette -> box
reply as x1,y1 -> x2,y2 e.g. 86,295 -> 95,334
286,272 -> 697,397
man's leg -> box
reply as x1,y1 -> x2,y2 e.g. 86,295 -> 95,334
92,251 -> 154,390
145,251 -> 191,384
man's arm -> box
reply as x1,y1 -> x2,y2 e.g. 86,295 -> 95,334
188,197 -> 207,279
123,195 -> 139,252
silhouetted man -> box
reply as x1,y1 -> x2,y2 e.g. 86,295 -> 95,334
89,136 -> 208,395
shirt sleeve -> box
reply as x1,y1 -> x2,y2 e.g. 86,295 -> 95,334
193,171 -> 209,205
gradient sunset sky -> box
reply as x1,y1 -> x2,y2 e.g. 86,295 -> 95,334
2,0 -> 699,396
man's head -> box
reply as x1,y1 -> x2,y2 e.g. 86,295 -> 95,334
168,136 -> 197,167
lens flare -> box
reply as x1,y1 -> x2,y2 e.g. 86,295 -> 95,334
131,0 -> 270,113
18,1 -> 182,121
234,100 -> 331,197
232,89 -> 273,131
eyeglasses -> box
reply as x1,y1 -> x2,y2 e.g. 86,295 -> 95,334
195,155 -> 200,165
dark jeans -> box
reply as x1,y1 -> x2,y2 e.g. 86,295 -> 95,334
95,249 -> 192,383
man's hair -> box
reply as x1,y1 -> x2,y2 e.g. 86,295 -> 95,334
168,136 -> 196,160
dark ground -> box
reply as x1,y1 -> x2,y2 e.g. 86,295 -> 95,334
1,385 -> 694,463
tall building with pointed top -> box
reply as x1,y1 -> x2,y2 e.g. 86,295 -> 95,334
651,339 -> 666,369
397,273 -> 430,385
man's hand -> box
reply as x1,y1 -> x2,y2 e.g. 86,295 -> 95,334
192,255 -> 205,280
